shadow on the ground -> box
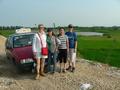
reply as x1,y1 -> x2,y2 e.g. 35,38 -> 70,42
0,54 -> 35,80
0,54 -> 61,80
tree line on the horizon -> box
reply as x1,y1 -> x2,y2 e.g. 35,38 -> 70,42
0,26 -> 120,31
0,26 -> 23,30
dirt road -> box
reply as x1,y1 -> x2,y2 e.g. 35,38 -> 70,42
0,35 -> 120,90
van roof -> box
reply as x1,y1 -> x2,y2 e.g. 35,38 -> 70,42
9,32 -> 36,37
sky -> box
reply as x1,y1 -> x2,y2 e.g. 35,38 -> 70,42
0,0 -> 120,27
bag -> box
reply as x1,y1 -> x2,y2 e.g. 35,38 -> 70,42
41,47 -> 48,55
38,33 -> 48,55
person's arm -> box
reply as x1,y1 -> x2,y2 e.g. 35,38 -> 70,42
55,36 -> 60,51
74,32 -> 77,52
75,41 -> 77,52
32,34 -> 37,56
55,38 -> 58,51
66,35 -> 69,50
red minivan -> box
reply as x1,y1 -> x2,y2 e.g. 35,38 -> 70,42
5,32 -> 36,71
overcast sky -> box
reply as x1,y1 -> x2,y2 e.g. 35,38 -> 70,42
0,0 -> 120,27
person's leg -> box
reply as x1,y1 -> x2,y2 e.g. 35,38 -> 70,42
40,58 -> 45,76
59,61 -> 63,73
63,49 -> 67,72
71,62 -> 75,72
52,52 -> 57,73
58,49 -> 62,73
72,53 -> 76,68
66,49 -> 72,70
36,58 -> 40,79
63,63 -> 67,72
71,51 -> 76,72
47,51 -> 52,73
59,56 -> 62,73
67,61 -> 71,69
72,62 -> 75,68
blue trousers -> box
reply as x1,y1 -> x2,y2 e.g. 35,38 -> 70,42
47,51 -> 57,72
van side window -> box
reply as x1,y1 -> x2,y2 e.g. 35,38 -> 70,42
6,39 -> 9,48
6,37 -> 13,48
9,37 -> 13,48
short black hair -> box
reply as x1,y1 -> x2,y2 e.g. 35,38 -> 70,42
68,24 -> 74,28
47,28 -> 53,32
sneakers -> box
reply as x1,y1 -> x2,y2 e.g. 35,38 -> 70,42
59,69 -> 66,73
66,66 -> 72,71
63,69 -> 66,73
35,72 -> 46,80
71,67 -> 75,72
66,66 -> 75,72
59,69 -> 62,73
51,71 -> 55,74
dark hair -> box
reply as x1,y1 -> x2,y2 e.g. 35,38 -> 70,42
68,24 -> 74,28
47,28 -> 53,32
47,28 -> 56,36
52,32 -> 55,36
59,27 -> 65,31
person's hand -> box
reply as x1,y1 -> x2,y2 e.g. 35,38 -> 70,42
74,49 -> 77,53
55,48 -> 58,52
67,48 -> 69,53
33,52 -> 36,57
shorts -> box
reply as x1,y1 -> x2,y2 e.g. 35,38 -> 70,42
42,55 -> 48,59
35,52 -> 48,59
58,49 -> 67,63
68,49 -> 76,63
35,52 -> 42,60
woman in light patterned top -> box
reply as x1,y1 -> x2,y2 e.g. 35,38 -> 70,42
32,24 -> 47,80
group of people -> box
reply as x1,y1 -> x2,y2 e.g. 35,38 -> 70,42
32,24 -> 77,80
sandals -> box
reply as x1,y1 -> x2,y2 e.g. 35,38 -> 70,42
66,66 -> 72,71
40,73 -> 46,77
63,69 -> 66,73
35,74 -> 40,80
71,67 -> 75,72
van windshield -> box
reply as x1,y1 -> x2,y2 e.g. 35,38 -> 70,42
13,34 -> 34,48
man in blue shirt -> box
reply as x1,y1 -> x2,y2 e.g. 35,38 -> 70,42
65,24 -> 77,72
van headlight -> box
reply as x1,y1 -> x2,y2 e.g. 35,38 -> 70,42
20,58 -> 33,64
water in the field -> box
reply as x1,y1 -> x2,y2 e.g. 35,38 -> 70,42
77,32 -> 103,36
